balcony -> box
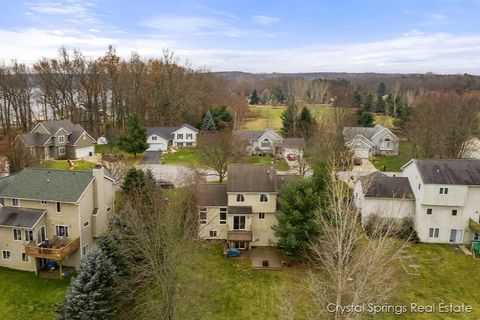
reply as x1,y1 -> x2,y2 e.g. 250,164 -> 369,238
469,218 -> 480,234
25,237 -> 80,260
227,230 -> 252,242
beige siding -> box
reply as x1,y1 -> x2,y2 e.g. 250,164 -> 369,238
227,193 -> 277,213
251,212 -> 278,246
198,207 -> 228,239
0,225 -> 38,272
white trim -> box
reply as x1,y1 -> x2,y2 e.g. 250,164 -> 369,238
2,250 -> 11,260
73,130 -> 96,145
370,127 -> 398,142
55,224 -> 69,237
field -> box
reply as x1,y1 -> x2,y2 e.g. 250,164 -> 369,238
40,159 -> 97,171
0,267 -> 70,320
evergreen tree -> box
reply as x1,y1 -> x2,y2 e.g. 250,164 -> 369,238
364,92 -> 375,112
272,178 -> 322,258
357,110 -> 374,127
377,82 -> 387,97
281,103 -> 298,136
297,107 -> 316,138
200,110 -> 217,132
117,114 -> 148,157
352,90 -> 363,108
249,89 -> 260,105
375,95 -> 386,114
97,234 -> 129,278
122,168 -> 155,195
57,248 -> 116,320
211,105 -> 233,129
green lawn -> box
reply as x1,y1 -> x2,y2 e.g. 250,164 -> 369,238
232,155 -> 290,171
371,142 -> 413,172
94,145 -> 143,166
40,160 -> 97,171
0,267 -> 70,320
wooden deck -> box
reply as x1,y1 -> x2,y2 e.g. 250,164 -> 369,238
25,238 -> 80,260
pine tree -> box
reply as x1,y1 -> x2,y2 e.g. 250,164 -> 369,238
375,95 -> 386,114
200,110 -> 217,132
211,105 -> 233,129
364,92 -> 375,112
117,114 -> 148,157
57,248 -> 116,320
352,90 -> 363,108
122,168 -> 155,195
297,107 -> 316,138
281,104 -> 298,137
357,110 -> 374,127
97,234 -> 129,278
377,82 -> 387,97
249,89 -> 260,105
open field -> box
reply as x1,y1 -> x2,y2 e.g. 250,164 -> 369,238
40,159 -> 97,171
0,267 -> 70,320
371,142 -> 413,172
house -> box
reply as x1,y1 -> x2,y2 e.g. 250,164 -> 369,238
233,128 -> 305,157
355,159 -> 480,244
17,119 -> 96,160
0,166 -> 115,275
343,124 -> 399,158
197,164 -> 299,250
146,124 -> 198,151
354,172 -> 415,225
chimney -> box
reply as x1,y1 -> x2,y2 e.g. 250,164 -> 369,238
92,166 -> 105,210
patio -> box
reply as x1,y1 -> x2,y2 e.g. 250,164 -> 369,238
250,247 -> 282,270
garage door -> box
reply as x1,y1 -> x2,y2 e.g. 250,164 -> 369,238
353,149 -> 369,159
147,142 -> 167,151
75,146 -> 95,158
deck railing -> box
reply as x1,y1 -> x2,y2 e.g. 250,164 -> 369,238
25,238 -> 80,260
469,218 -> 480,234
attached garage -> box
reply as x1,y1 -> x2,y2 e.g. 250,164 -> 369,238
75,146 -> 95,158
147,142 -> 168,151
353,148 -> 370,159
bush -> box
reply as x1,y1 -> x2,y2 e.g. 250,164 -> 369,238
365,215 -> 419,242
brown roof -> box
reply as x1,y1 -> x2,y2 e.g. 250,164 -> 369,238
360,172 -> 414,199
197,184 -> 228,207
280,137 -> 305,149
228,206 -> 252,214
227,164 -> 277,193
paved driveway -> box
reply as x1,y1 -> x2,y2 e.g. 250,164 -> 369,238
140,151 -> 161,165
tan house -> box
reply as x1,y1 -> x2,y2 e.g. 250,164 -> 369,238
197,164 -> 299,250
0,166 -> 115,276
17,119 -> 96,160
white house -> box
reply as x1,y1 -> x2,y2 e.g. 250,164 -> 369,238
146,124 -> 198,151
354,172 -> 415,225
343,124 -> 399,158
356,159 -> 480,244
233,128 -> 305,157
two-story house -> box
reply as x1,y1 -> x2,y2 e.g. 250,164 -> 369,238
233,128 -> 305,157
343,124 -> 399,158
0,166 -> 115,276
146,124 -> 198,151
17,119 -> 96,160
197,164 -> 299,249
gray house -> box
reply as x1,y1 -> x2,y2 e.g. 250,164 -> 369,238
342,124 -> 399,158
17,120 -> 96,160
233,128 -> 305,157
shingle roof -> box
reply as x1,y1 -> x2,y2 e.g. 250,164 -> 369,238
280,138 -> 306,149
228,206 -> 252,214
21,133 -> 51,146
197,184 -> 228,207
361,172 -> 414,199
27,120 -> 91,146
0,206 -> 46,228
177,123 -> 199,133
147,124 -> 198,140
227,165 -> 278,193
343,124 -> 384,140
0,168 -> 94,203
413,159 -> 480,185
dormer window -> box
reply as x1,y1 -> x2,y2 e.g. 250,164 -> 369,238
58,135 -> 65,143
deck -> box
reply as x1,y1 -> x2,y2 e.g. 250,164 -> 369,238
25,238 -> 80,260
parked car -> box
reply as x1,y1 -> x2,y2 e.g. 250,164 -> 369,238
155,179 -> 174,189
286,153 -> 296,161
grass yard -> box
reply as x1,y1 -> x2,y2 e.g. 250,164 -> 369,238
232,155 -> 290,171
94,144 -> 143,166
40,159 -> 97,171
371,142 -> 413,172
162,148 -> 201,166
0,267 -> 70,320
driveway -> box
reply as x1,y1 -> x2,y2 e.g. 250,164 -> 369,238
138,163 -> 218,187
140,151 -> 161,165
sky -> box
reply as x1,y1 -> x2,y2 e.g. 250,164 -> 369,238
0,0 -> 480,74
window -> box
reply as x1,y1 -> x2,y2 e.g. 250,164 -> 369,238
25,230 -> 33,242
382,138 -> 392,149
12,198 -> 19,207
58,135 -> 65,143
186,142 -> 193,146
187,133 -> 193,139
418,184 -> 421,190
2,250 -> 11,260
219,208 -> 227,224
83,220 -> 90,228
260,194 -> 268,202
426,208 -> 432,215
261,138 -> 271,148
13,229 -> 22,241
428,228 -> 439,238
177,134 -> 183,139
452,209 -> 458,216
58,147 -> 65,155
152,136 -> 157,141
177,142 -> 184,147
440,187 -> 449,194
40,200 -> 48,205
56,202 -> 61,213
475,233 -> 480,241
199,208 -> 207,224
258,212 -> 266,220
21,253 -> 29,262
209,230 -> 218,238
236,194 -> 245,202
233,216 -> 246,230
55,225 -> 69,237
82,244 -> 89,256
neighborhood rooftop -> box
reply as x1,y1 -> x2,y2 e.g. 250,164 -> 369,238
342,124 -> 386,140
361,172 -> 414,199
0,168 -> 94,203
197,184 -> 228,207
147,124 -> 199,140
0,207 -> 46,228
407,159 -> 480,185
21,119 -> 90,147
226,164 -> 278,193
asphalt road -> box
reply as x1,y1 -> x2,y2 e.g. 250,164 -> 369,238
139,151 -> 161,165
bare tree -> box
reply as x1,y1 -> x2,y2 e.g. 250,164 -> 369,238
6,135 -> 37,173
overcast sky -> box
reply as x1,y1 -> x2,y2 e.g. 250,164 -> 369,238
1,0 -> 480,74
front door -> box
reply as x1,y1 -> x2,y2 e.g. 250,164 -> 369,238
450,229 -> 463,243
44,148 -> 50,160
233,216 -> 246,230
37,226 -> 46,244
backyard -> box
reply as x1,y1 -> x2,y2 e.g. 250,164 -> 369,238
40,159 -> 97,171
371,142 -> 413,172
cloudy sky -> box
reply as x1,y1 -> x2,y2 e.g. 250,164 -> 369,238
1,0 -> 480,73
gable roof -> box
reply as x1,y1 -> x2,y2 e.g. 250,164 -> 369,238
360,172 -> 414,199
406,159 -> 480,185
25,119 -> 93,147
227,164 -> 278,193
21,132 -> 51,146
343,124 -> 397,142
279,138 -> 306,149
346,134 -> 376,149
197,184 -> 228,207
147,124 -> 198,140
173,123 -> 199,133
0,207 -> 46,228
0,168 -> 94,203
